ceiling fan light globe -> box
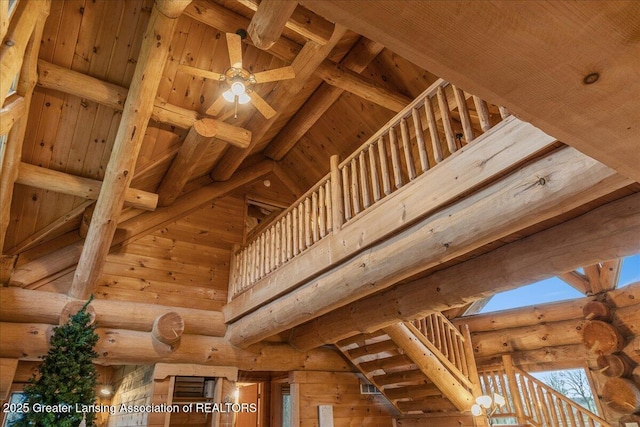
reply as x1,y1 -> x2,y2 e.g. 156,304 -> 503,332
222,90 -> 235,103
238,93 -> 251,105
231,81 -> 246,96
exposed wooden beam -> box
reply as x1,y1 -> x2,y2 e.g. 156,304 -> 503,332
601,259 -> 623,292
237,0 -> 334,46
0,287 -> 225,337
6,200 -> 93,255
36,60 -> 252,148
0,255 -> 16,285
210,26 -> 347,181
16,162 -> 158,211
0,95 -> 25,135
0,358 -> 18,401
264,37 -> 384,160
226,146 -> 631,347
0,321 -> 350,372
156,119 -> 218,206
558,270 -> 592,295
247,0 -> 298,50
287,192 -> 640,351
225,119 -> 557,322
314,61 -> 411,112
69,0 -> 192,299
10,161 -> 275,288
0,1 -> 49,254
299,1 -> 640,183
584,264 -> 605,294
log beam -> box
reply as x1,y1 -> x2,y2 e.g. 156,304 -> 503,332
264,37 -> 385,161
16,162 -> 158,211
287,192 -> 640,351
156,119 -> 218,206
36,60 -> 251,148
237,0 -> 334,46
299,1 -> 640,183
0,322 -> 350,372
0,1 -> 49,254
0,287 -> 225,337
0,95 -> 25,135
0,358 -> 18,401
8,162 -> 274,288
69,0 -> 192,299
227,146 -> 631,347
210,26 -> 347,181
247,0 -> 298,50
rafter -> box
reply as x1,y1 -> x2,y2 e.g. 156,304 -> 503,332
210,27 -> 347,181
69,0 -> 193,299
264,37 -> 384,161
247,0 -> 298,50
0,95 -> 25,135
10,162 -> 275,289
558,270 -> 592,295
288,192 -> 640,351
237,0 -> 334,45
36,60 -> 251,148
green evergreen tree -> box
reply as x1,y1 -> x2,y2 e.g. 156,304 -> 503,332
17,297 -> 99,427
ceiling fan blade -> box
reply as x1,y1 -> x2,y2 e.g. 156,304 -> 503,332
252,66 -> 296,84
206,93 -> 228,117
249,91 -> 276,119
226,33 -> 243,69
178,64 -> 223,81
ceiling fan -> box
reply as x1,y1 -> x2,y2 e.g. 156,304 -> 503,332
178,32 -> 295,120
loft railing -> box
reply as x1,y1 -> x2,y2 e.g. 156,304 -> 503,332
479,356 -> 611,427
229,79 -> 510,298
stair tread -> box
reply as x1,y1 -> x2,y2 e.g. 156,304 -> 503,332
372,369 -> 428,386
359,354 -> 413,373
384,383 -> 441,400
347,339 -> 398,359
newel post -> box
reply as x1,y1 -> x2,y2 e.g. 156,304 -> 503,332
502,354 -> 527,425
330,155 -> 344,234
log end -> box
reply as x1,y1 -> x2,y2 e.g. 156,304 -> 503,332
152,312 -> 185,345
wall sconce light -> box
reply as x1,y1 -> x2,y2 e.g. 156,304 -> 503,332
98,384 -> 114,397
471,393 -> 505,424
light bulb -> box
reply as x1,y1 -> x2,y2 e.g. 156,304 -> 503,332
231,81 -> 246,96
471,404 -> 482,416
222,90 -> 235,103
238,92 -> 251,105
476,395 -> 492,409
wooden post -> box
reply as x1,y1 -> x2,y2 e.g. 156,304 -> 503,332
461,324 -> 483,397
502,355 -> 527,425
69,0 -> 191,299
330,155 -> 343,234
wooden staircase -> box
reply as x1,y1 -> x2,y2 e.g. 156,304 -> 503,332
336,312 -> 482,417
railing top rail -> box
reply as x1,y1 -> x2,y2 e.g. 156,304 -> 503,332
238,172 -> 331,252
338,78 -> 448,168
513,366 -> 612,427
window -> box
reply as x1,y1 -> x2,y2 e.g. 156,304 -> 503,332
618,254 -> 640,288
532,368 -> 599,414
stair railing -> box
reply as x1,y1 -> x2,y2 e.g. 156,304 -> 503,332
229,78 -> 510,299
478,356 -> 612,427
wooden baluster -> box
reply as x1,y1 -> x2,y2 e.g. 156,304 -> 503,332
473,95 -> 492,132
426,314 -> 434,343
350,158 -> 361,214
274,221 -> 281,267
259,234 -> 265,278
399,118 -> 417,180
548,394 -> 560,427
452,85 -> 474,144
424,97 -> 444,163
498,105 -> 510,119
324,181 -> 332,233
388,127 -> 403,189
518,375 -> 534,421
256,239 -> 262,280
437,86 -> 457,155
286,212 -> 292,260
557,399 -> 569,427
587,416 -> 596,427
411,107 -> 429,173
368,145 -> 381,202
457,335 -> 469,377
318,185 -> 326,238
329,156 -> 342,233
304,197 -> 312,248
241,249 -> 248,290
577,408 -> 587,427
297,203 -> 305,251
452,331 -> 463,373
248,243 -> 255,284
311,191 -> 319,243
377,136 -> 392,195
291,207 -> 299,256
527,380 -> 543,425
270,227 -> 276,269
281,218 -> 288,263
264,228 -> 271,273
566,401 -> 579,427
341,166 -> 352,221
438,316 -> 448,358
358,151 -> 371,208
446,325 -> 456,365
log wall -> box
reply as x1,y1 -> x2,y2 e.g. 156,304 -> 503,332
107,365 -> 155,427
289,371 -> 395,427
